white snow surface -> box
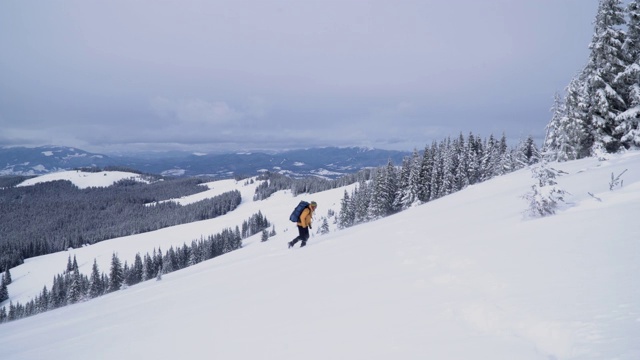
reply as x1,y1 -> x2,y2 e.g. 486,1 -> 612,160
1,153 -> 640,360
16,170 -> 148,189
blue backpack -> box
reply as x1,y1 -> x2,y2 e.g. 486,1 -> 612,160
289,201 -> 310,222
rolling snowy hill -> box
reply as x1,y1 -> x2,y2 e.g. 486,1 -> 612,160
15,170 -> 149,189
1,152 -> 639,360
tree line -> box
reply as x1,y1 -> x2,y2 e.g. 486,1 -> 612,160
0,175 -> 241,272
337,133 -> 539,228
0,212 -> 271,324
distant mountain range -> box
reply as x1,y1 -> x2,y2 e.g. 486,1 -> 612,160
0,145 -> 410,179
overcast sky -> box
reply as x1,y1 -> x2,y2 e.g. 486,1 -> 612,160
0,0 -> 602,154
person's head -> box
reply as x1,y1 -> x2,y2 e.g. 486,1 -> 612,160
310,201 -> 317,210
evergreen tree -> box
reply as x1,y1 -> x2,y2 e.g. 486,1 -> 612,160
260,230 -> 269,242
517,135 -> 541,166
0,306 -> 6,323
0,278 -> 8,303
405,148 -> 422,207
440,137 -> 456,196
496,133 -> 511,175
545,87 -> 587,161
523,160 -> 568,217
143,253 -> 153,281
338,190 -> 354,229
153,248 -> 163,277
429,142 -> 444,200
67,267 -> 83,304
319,218 -> 330,235
417,144 -> 434,202
357,181 -> 372,224
108,253 -> 124,292
3,268 -> 11,285
395,155 -> 412,210
130,253 -> 144,285
66,255 -> 74,273
88,259 -> 103,298
164,248 -> 176,274
454,133 -> 470,191
36,286 -> 50,313
544,93 -> 562,159
370,160 -> 398,218
617,0 -> 640,148
584,0 -> 628,153
188,240 -> 201,266
49,274 -> 67,309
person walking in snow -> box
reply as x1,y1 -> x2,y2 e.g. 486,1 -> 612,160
288,201 -> 317,248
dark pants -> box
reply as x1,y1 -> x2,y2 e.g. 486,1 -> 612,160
289,226 -> 309,247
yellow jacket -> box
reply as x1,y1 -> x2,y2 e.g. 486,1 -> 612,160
297,207 -> 314,228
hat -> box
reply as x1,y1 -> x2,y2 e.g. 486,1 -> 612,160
310,201 -> 317,208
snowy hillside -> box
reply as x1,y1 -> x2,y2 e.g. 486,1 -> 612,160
1,153 -> 639,360
16,170 -> 148,189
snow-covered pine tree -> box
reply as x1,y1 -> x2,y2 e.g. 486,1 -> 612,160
188,240 -> 201,266
454,133 -> 471,191
441,137 -> 457,196
67,267 -> 83,304
405,148 -> 422,207
49,274 -> 66,309
153,248 -> 163,277
319,218 -> 330,235
163,248 -> 175,274
338,190 -> 354,229
544,93 -> 563,160
546,86 -> 586,161
481,134 -> 498,181
584,0 -> 628,153
142,253 -> 153,281
466,133 -> 483,185
617,0 -> 640,148
496,133 -> 512,176
261,230 -> 269,242
371,159 -> 398,217
516,135 -> 541,166
523,160 -> 568,217
394,155 -> 412,211
429,142 -> 444,201
417,144 -> 434,202
36,286 -> 50,313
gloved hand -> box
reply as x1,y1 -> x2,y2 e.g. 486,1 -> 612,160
308,225 -> 312,229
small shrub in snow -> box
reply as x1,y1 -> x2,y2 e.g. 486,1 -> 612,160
609,169 -> 627,190
523,161 -> 568,217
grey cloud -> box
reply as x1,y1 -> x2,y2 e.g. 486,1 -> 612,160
0,0 -> 602,153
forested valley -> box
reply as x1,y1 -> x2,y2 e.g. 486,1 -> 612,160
0,176 -> 241,271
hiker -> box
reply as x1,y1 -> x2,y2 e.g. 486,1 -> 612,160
289,201 -> 317,248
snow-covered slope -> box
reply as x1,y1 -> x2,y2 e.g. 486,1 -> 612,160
16,170 -> 148,189
1,153 -> 639,360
